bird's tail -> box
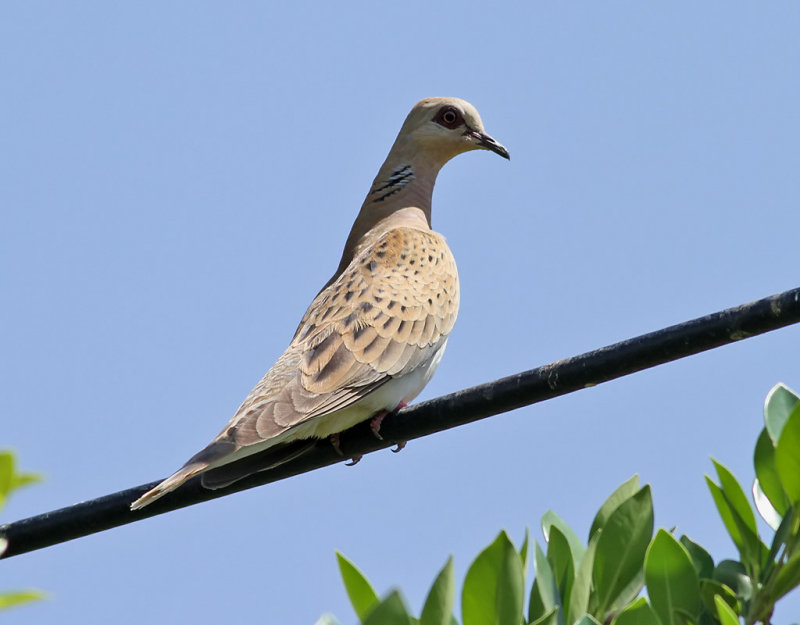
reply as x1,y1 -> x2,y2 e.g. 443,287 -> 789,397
130,462 -> 207,511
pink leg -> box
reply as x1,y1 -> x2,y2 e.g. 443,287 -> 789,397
369,401 -> 408,440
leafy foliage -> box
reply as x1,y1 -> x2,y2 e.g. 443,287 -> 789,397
326,383 -> 800,625
0,450 -> 45,611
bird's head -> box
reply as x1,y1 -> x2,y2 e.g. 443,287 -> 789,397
396,97 -> 510,166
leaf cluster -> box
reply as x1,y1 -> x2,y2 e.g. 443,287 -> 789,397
322,383 -> 800,625
0,450 -> 45,611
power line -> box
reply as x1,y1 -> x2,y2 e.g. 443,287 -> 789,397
2,286 -> 799,559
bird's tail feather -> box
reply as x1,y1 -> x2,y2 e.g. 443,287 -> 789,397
130,462 -> 207,511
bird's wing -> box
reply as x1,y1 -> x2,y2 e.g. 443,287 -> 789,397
225,225 -> 459,447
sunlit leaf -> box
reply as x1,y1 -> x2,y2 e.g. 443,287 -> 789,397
610,597 -> 660,625
314,614 -> 342,625
520,528 -> 531,583
705,477 -> 767,576
497,536 -> 526,625
713,595 -> 740,625
547,525 -> 575,613
336,551 -> 379,622
711,460 -> 758,536
542,510 -> 585,578
462,531 -> 523,625
0,453 -> 14,506
753,428 -> 789,516
775,403 -> 800,504
763,506 -> 796,583
589,475 -> 640,540
0,590 -> 45,611
752,479 -> 782,531
363,591 -> 411,625
531,540 -> 559,621
594,486 -> 653,617
421,558 -> 454,625
764,383 -> 799,444
699,579 -> 738,617
567,534 -> 598,624
644,530 -> 701,625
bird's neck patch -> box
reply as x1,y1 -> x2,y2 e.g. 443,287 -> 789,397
369,165 -> 415,203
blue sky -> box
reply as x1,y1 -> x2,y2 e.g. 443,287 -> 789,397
2,2 -> 799,623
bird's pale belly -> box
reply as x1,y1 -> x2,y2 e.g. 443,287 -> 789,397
301,338 -> 448,440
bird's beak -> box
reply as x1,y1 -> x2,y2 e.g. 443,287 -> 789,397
467,129 -> 510,160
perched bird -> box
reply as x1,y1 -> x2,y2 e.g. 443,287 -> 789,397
131,97 -> 509,510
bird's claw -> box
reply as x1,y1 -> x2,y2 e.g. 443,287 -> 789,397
391,441 -> 407,453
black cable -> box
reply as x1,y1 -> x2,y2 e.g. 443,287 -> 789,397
2,287 -> 799,559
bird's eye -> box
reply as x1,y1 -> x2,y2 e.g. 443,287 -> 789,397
434,106 -> 463,129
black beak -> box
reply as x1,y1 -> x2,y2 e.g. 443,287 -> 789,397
468,129 -> 510,160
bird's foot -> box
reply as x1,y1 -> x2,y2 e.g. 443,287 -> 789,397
369,401 -> 409,440
331,433 -> 362,466
391,440 -> 407,453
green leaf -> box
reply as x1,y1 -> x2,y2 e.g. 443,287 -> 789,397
421,558 -> 454,625
531,540 -> 559,622
644,530 -> 702,625
610,597 -> 660,625
699,579 -> 738,618
462,531 -> 524,625
521,528 -> 531,581
567,534 -> 598,624
363,591 -> 411,625
593,486 -> 653,617
752,479 -> 783,531
0,590 -> 45,611
497,538 -> 526,625
775,403 -> 800,504
336,551 -> 380,622
773,550 -> 800,600
713,595 -> 740,625
529,607 -> 559,625
753,428 -> 789,516
0,451 -> 42,512
679,535 -> 714,579
0,453 -> 13,508
712,561 -> 752,603
763,505 -> 796,582
547,525 -> 576,611
764,383 -> 799,444
705,477 -> 767,576
589,475 -> 640,540
572,616 -> 602,625
711,460 -> 758,537
314,614 -> 342,625
542,511 -> 586,566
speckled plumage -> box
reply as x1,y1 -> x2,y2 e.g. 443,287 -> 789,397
131,97 -> 508,510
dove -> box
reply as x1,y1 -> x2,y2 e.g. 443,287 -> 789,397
131,97 -> 509,510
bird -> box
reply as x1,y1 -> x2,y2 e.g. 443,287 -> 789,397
130,97 -> 509,510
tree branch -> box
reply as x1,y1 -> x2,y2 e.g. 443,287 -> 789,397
2,287 -> 799,559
